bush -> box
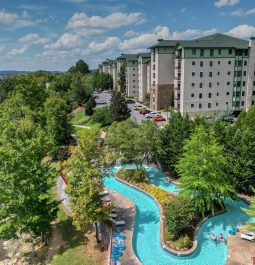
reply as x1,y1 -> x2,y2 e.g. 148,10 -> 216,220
171,235 -> 192,250
85,96 -> 96,116
118,168 -> 147,183
165,196 -> 198,239
92,107 -> 113,127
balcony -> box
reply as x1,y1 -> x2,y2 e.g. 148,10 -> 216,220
174,85 -> 180,91
175,95 -> 180,100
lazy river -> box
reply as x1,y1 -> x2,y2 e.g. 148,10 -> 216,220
104,165 -> 251,265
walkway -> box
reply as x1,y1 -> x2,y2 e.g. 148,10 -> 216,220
105,187 -> 142,265
227,226 -> 255,265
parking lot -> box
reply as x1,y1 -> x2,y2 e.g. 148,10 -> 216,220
93,91 -> 168,127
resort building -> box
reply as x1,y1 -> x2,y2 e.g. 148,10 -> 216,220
138,53 -> 151,102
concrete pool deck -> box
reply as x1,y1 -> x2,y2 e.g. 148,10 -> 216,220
227,226 -> 255,265
105,187 -> 142,265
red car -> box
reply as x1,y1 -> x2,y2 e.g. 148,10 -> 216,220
139,109 -> 151,115
151,116 -> 166,122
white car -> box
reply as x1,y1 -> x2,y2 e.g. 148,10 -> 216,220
145,111 -> 161,118
133,104 -> 144,110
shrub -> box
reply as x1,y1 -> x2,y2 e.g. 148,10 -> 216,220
92,107 -> 113,127
165,196 -> 197,239
171,235 -> 192,250
85,96 -> 96,116
118,168 -> 147,183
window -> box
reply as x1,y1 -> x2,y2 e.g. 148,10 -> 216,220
199,103 -> 202,109
244,60 -> 247,66
217,72 -> 220,76
133,80 -> 135,82
200,49 -> 204,56
227,71 -> 231,75
208,103 -> 211,108
192,72 -> 195,76
199,93 -> 203,99
200,72 -> 203,77
208,93 -> 212,98
216,92 -> 219,96
228,61 -> 231,65
133,74 -> 135,76
234,71 -> 242,77
244,49 -> 248,56
252,101 -> 255,105
199,83 -> 203,88
243,81 -> 246,86
253,91 -> 255,96
191,104 -> 194,108
153,73 -> 155,78
218,49 -> 221,55
217,82 -> 220,86
241,101 -> 244,107
192,49 -> 196,55
226,102 -> 229,106
210,49 -> 214,56
218,61 -> 221,65
192,61 -> 195,65
243,71 -> 246,76
191,83 -> 195,87
229,49 -> 232,55
210,61 -> 213,67
227,82 -> 230,86
226,92 -> 230,96
235,60 -> 242,67
209,82 -> 212,88
200,61 -> 203,67
216,102 -> 219,106
153,65 -> 155,70
242,91 -> 245,96
254,81 -> 255,86
191,93 -> 195,97
209,72 -> 212,77
133,86 -> 136,88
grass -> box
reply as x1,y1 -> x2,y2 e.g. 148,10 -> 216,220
70,108 -> 91,125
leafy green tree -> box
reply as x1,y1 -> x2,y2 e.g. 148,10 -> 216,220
236,106 -> 255,133
165,196 -> 197,239
68,59 -> 89,75
242,195 -> 255,231
110,91 -> 130,122
65,126 -> 110,242
0,122 -> 58,252
177,126 -> 236,215
44,96 -> 71,147
217,107 -> 234,123
92,107 -> 113,126
85,96 -> 96,116
92,72 -> 113,91
157,112 -> 193,175
117,63 -> 126,93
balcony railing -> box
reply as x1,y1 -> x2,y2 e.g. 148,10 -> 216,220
175,76 -> 181,81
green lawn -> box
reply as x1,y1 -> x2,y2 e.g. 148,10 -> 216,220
70,109 -> 91,125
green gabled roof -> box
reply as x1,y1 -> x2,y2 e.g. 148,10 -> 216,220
102,61 -> 109,65
144,58 -> 151,64
138,52 -> 151,58
149,40 -> 179,48
116,53 -> 138,61
177,33 -> 249,49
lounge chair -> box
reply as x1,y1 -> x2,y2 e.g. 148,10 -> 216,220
244,231 -> 255,237
109,213 -> 118,218
109,218 -> 125,226
241,233 -> 255,242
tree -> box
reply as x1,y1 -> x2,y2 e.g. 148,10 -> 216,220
92,107 -> 113,126
242,195 -> 255,231
65,126 -> 110,242
44,96 -> 71,147
165,196 -> 197,239
68,59 -> 89,75
236,106 -> 255,133
217,107 -> 235,123
85,96 -> 96,116
157,112 -> 193,175
176,126 -> 236,215
117,64 -> 126,93
0,122 -> 58,252
92,72 -> 113,91
110,91 -> 130,122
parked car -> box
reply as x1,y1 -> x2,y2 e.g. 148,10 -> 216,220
126,99 -> 136,104
145,111 -> 161,118
139,109 -> 151,115
96,100 -> 107,105
151,115 -> 166,122
133,104 -> 144,110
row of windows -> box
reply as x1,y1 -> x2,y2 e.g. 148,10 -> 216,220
190,91 -> 248,98
190,101 -> 246,109
191,60 -> 248,67
191,48 -> 248,57
191,71 -> 247,77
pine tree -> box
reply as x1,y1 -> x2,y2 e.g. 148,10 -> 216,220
176,126 -> 236,215
110,91 -> 130,122
85,96 -> 96,116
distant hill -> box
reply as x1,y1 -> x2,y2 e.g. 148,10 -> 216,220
0,70 -> 62,76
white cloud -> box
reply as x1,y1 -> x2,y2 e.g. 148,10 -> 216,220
214,0 -> 239,8
82,37 -> 121,55
180,8 -> 187,13
226,24 -> 255,39
231,8 -> 255,17
45,33 -> 82,50
7,45 -> 28,57
67,12 -> 146,30
171,28 -> 218,40
0,9 -> 18,24
19,34 -> 49,45
19,4 -> 47,11
124,30 -> 138,37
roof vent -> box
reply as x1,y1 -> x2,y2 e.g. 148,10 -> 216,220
157,39 -> 164,42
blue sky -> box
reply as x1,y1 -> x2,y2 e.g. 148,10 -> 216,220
0,0 -> 255,71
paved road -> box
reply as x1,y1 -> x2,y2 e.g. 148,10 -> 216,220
93,91 -> 169,127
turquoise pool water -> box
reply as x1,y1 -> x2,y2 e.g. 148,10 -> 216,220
105,166 -> 251,265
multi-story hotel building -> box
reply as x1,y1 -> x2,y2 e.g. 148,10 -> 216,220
138,53 -> 151,102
